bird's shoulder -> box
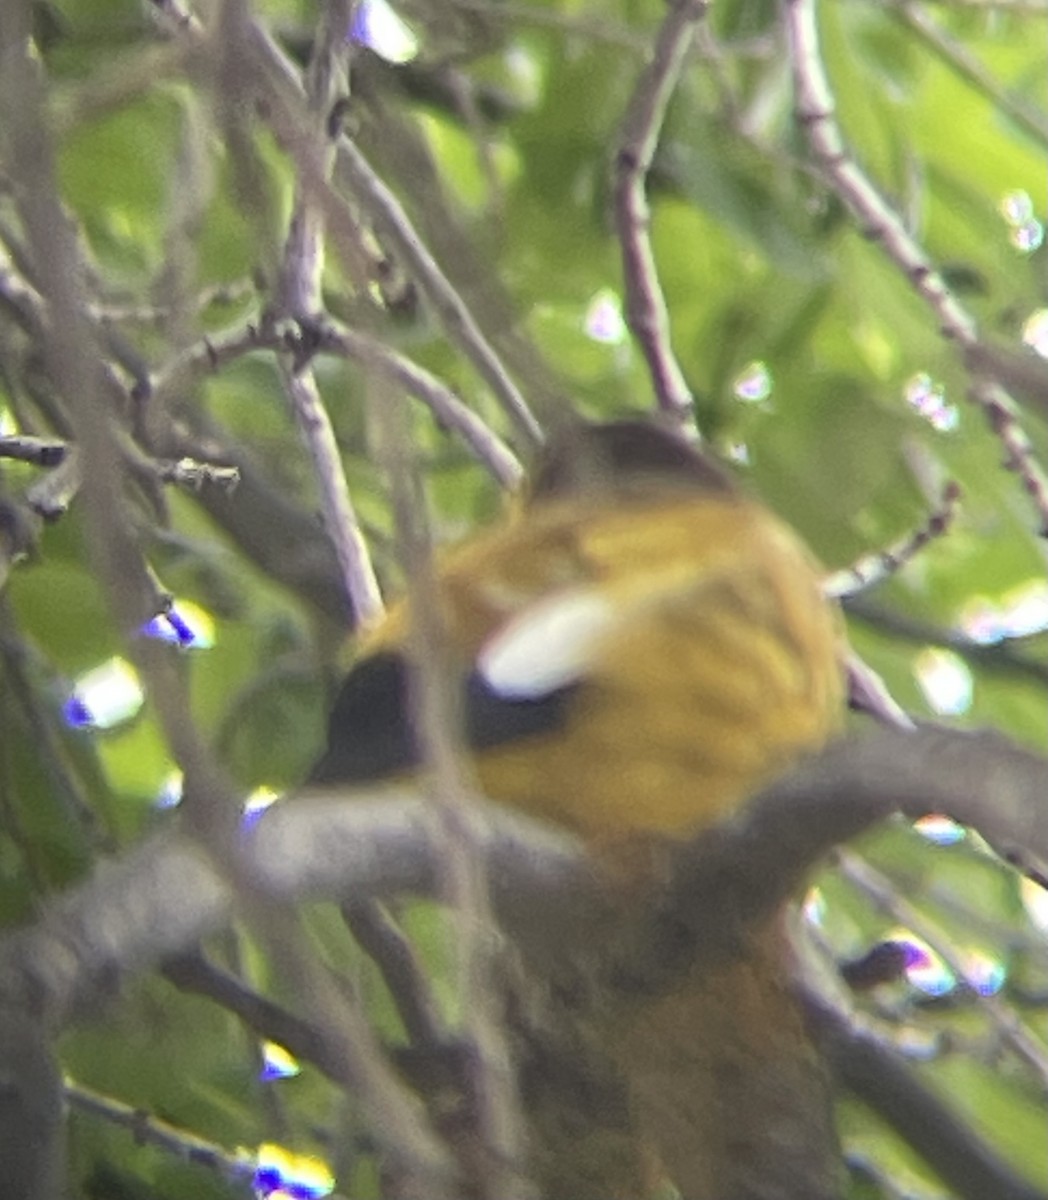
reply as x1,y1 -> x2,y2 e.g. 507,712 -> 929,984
365,490 -> 781,656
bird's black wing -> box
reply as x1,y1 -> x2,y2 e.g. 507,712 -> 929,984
309,650 -> 577,785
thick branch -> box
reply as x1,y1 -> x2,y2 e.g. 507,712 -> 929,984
1,726 -> 1043,1033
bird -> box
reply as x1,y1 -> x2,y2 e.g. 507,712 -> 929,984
310,417 -> 847,1199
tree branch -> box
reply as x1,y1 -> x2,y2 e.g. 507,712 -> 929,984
809,988 -> 1048,1200
613,0 -> 707,431
1,726 -> 1042,1031
783,0 -> 1048,534
1,725 -> 1044,1196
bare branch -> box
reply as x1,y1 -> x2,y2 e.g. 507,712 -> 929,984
65,1077 -> 257,1186
845,652 -> 917,729
1,723 -> 1045,1195
149,317 -> 524,490
784,0 -> 1048,534
316,322 -> 524,488
888,0 -> 1048,148
613,0 -> 707,432
241,13 -> 544,451
808,988 -> 1048,1200
845,597 -> 1048,690
149,3 -> 544,453
825,481 -> 962,599
4,727 -> 1043,1031
281,361 -> 385,624
0,0 -> 238,847
837,848 -> 1048,1084
332,134 -> 545,450
258,0 -> 384,627
366,380 -> 535,1200
246,901 -> 458,1200
341,900 -> 448,1051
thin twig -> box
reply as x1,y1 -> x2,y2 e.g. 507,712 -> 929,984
23,450 -> 81,520
333,136 -> 544,450
825,481 -> 962,599
366,380 -> 535,1200
149,317 -> 524,489
148,0 -> 203,36
282,365 -> 384,624
226,12 -> 544,451
341,900 -> 447,1051
783,0 -> 1048,534
66,1078 -> 259,1185
267,0 -> 383,627
153,1 -> 542,460
161,949 -> 328,1069
148,319 -> 273,402
845,597 -> 1048,689
272,0 -> 350,319
316,322 -> 524,489
91,279 -> 255,325
836,848 -> 1048,1086
809,989 -> 1048,1200
887,0 -> 1048,148
152,457 -> 240,491
845,652 -> 917,729
613,0 -> 707,433
0,2 -> 231,842
0,241 -> 47,334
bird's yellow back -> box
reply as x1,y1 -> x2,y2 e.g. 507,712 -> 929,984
358,487 -> 843,843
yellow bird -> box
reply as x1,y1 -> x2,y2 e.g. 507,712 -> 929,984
313,419 -> 842,838
311,418 -> 847,1198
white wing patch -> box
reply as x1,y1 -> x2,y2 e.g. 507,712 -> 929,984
477,587 -> 616,699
